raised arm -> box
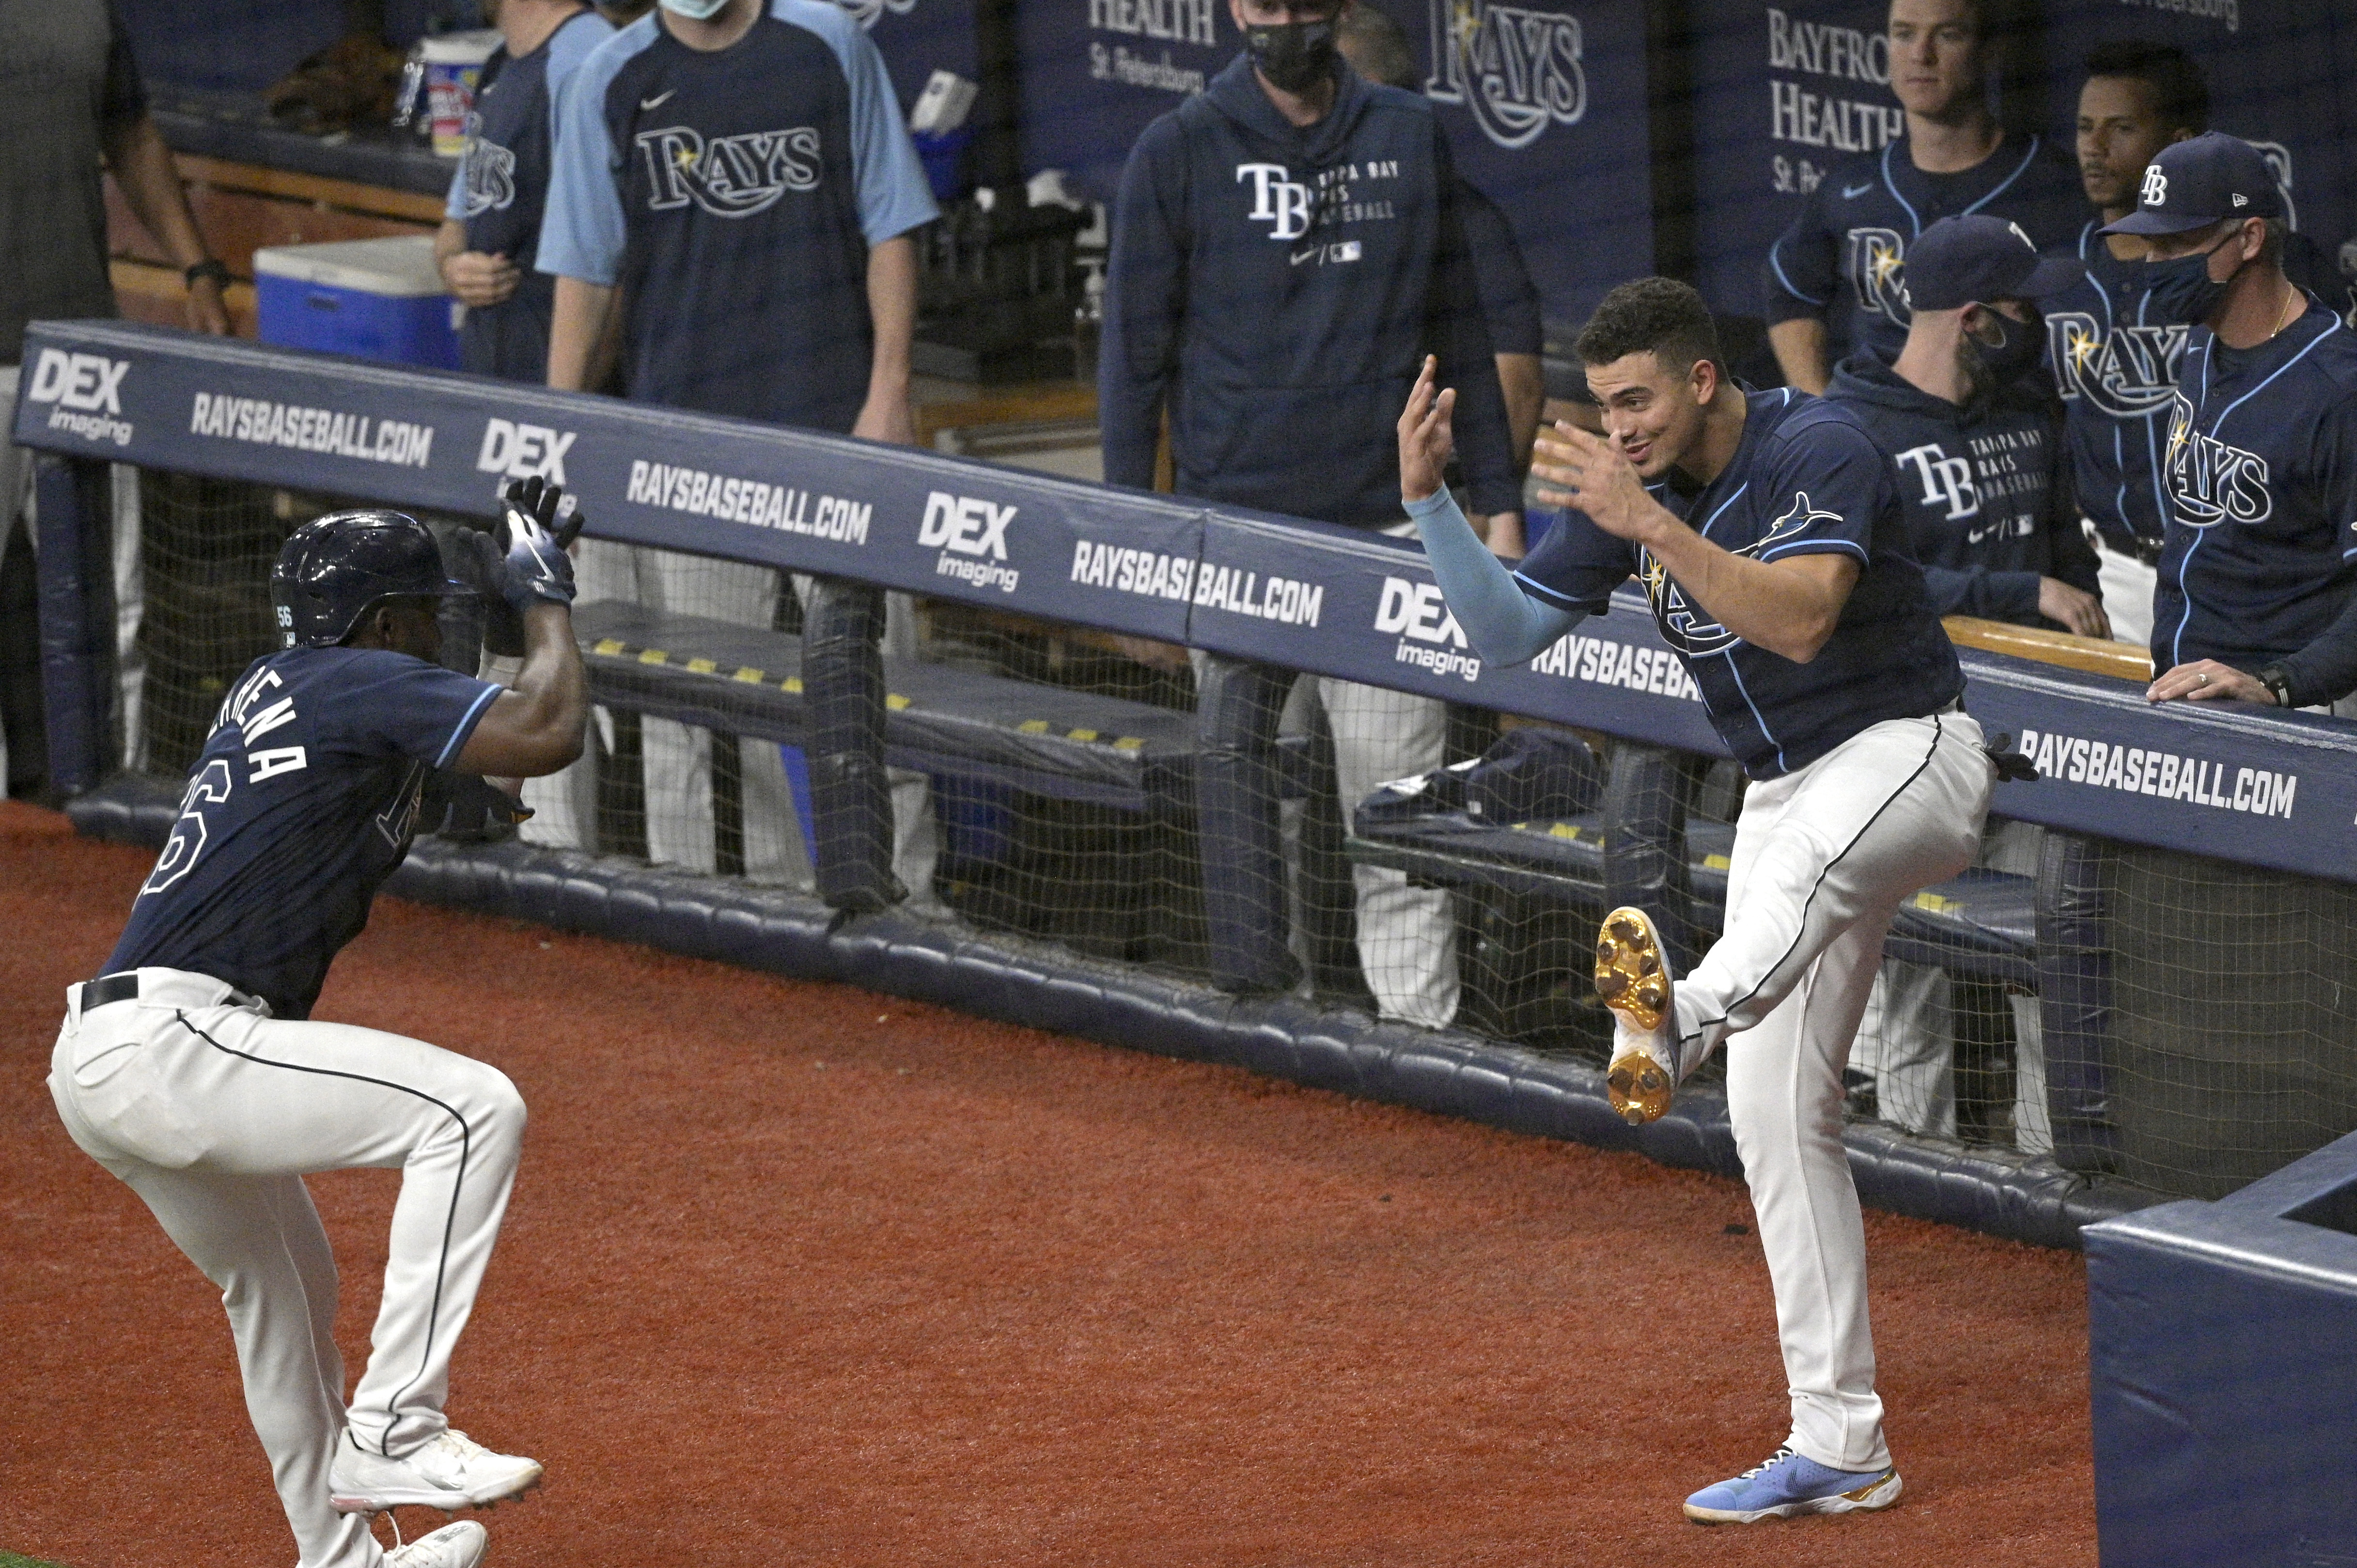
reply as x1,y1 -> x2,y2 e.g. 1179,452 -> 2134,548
454,479 -> 586,776
1398,358 -> 1582,665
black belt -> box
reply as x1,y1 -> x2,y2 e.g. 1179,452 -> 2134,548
82,971 -> 141,1009
2104,533 -> 2164,568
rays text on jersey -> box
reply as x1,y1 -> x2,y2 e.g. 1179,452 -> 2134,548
636,124 -> 821,218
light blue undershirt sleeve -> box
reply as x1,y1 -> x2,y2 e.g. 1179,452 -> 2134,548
543,10 -> 616,130
1405,487 -> 1584,666
444,156 -> 467,221
776,0 -> 940,245
534,17 -> 652,285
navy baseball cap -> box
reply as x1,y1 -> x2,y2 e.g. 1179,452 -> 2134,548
2100,131 -> 2284,236
1903,215 -> 2083,311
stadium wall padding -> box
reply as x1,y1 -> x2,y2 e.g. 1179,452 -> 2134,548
22,322 -> 2357,883
2085,1132 -> 2357,1566
69,776 -> 2163,1251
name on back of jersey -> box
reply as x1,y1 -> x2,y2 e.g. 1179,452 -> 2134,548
217,664 -> 310,783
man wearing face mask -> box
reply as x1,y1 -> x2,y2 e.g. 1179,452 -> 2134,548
1825,216 -> 2104,637
1099,0 -> 1518,1028
1822,216 -> 2098,1146
2100,133 -> 2357,716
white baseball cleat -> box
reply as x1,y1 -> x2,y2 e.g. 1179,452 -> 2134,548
332,1429 -> 543,1514
1594,905 -> 1679,1125
384,1520 -> 489,1568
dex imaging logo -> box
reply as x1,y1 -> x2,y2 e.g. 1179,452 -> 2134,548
24,347 -> 133,446
636,125 -> 821,217
476,419 -> 576,486
1237,163 -> 1311,240
921,491 -> 1020,593
1422,0 -> 1587,151
1376,576 -> 1481,681
1894,442 -> 1980,521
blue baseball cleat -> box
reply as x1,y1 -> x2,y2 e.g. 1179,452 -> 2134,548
1682,1445 -> 1903,1524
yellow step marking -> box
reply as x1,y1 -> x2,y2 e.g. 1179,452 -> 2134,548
782,676 -> 804,694
733,667 -> 765,683
1703,854 -> 1731,870
886,693 -> 910,710
686,657 -> 717,674
1068,728 -> 1098,742
1912,891 -> 1959,913
592,638 -> 627,656
638,648 -> 668,665
1017,719 -> 1049,734
1113,737 -> 1145,751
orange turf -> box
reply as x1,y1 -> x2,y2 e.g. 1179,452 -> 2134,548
0,800 -> 2097,1566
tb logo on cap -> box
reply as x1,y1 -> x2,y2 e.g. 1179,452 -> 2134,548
2141,164 -> 2169,207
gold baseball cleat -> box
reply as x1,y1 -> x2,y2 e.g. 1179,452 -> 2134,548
1595,905 -> 1676,1126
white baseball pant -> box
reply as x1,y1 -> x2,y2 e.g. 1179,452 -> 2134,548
49,969 -> 525,1568
1278,671 -> 1459,1028
1649,708 -> 1990,1472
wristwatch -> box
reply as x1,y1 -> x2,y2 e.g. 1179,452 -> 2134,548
184,258 -> 233,290
2258,664 -> 2295,708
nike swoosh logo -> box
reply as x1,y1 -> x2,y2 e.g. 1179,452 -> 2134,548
1842,182 -> 1873,199
640,89 -> 676,110
1291,246 -> 1319,265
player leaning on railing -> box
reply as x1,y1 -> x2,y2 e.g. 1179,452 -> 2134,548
46,481 -> 589,1568
1398,279 -> 2023,1525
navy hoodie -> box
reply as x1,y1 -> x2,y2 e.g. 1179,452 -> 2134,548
1822,350 -> 2099,629
1099,55 -> 1516,526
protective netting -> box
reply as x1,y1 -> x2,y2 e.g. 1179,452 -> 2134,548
2106,844 -> 2357,1201
109,465 -> 2350,1200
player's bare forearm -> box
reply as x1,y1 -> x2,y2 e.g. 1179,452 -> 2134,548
458,605 -> 586,776
546,277 -> 617,392
104,117 -> 230,334
1767,319 -> 1830,396
1498,352 -> 1545,475
854,234 -> 919,446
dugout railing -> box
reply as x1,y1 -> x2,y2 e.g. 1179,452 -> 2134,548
22,320 -> 2357,1246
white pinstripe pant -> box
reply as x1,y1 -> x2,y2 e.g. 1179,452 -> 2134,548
49,968 -> 525,1568
1647,709 -> 1990,1473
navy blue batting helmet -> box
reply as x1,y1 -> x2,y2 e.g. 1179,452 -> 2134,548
269,510 -> 469,648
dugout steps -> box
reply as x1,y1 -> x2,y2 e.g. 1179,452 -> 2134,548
68,774 -> 2164,1250
574,601 -> 1318,811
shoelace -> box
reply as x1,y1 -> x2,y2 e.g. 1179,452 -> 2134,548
1740,1444 -> 1797,1481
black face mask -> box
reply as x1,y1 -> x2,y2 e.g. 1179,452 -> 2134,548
1244,19 -> 1338,93
1962,307 -> 2045,396
2141,234 -> 2241,327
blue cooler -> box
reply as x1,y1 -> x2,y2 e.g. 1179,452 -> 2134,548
254,236 -> 461,369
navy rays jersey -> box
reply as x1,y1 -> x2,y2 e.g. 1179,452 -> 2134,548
1764,133 -> 2082,368
1515,388 -> 1961,779
537,0 -> 935,430
444,8 -> 613,381
105,648 -> 500,1021
2154,300 -> 2357,673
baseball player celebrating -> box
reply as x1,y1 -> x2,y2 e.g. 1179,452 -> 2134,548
1402,279 -> 1998,1522
47,484 -> 590,1568
2103,134 -> 2357,715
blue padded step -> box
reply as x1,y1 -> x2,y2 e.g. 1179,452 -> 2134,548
574,600 -> 1310,813
1349,807 -> 2034,986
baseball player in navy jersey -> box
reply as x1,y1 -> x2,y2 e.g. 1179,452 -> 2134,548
1764,0 -> 2081,393
1404,279 -> 2002,1522
2100,134 -> 2357,716
435,0 -> 614,383
2047,47 -> 2341,652
1824,215 -> 2093,1146
47,485 -> 589,1568
532,0 -> 939,888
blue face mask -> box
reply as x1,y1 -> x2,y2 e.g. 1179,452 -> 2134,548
2141,234 -> 2239,327
658,0 -> 734,19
